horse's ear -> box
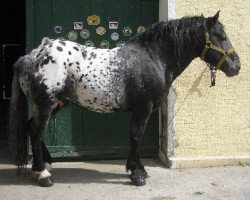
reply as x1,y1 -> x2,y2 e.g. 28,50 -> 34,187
201,13 -> 205,18
213,10 -> 220,21
206,10 -> 220,29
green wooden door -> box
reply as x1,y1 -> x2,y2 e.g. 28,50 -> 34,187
27,0 -> 159,159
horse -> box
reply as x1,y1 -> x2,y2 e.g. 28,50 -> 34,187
8,11 -> 240,187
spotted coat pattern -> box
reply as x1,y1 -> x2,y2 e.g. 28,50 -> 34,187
19,39 -> 127,113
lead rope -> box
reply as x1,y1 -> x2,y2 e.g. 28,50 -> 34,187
210,67 -> 216,87
207,64 -> 216,87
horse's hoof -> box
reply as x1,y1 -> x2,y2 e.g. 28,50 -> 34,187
130,173 -> 146,186
141,170 -> 148,178
38,177 -> 54,187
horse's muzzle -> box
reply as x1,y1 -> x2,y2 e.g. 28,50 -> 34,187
225,66 -> 240,77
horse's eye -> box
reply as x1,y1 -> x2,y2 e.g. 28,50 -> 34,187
221,34 -> 227,40
220,33 -> 227,40
215,32 -> 227,40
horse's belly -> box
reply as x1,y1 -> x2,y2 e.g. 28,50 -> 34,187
74,81 -> 123,113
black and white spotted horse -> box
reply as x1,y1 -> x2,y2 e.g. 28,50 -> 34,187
8,11 -> 240,187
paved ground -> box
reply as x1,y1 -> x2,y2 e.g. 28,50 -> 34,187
0,141 -> 249,200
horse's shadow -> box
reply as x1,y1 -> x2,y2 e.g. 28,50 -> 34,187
0,167 -> 132,186
1,141 -> 129,186
0,139 -> 162,186
53,167 -> 131,185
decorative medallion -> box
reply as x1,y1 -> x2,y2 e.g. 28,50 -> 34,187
74,22 -> 83,30
100,40 -> 110,49
109,21 -> 118,29
87,15 -> 100,25
41,37 -> 50,43
57,37 -> 64,40
137,26 -> 146,34
116,41 -> 125,47
80,29 -> 90,39
111,32 -> 119,41
85,40 -> 94,47
68,31 -> 77,41
123,26 -> 132,36
54,25 -> 63,34
96,26 -> 106,35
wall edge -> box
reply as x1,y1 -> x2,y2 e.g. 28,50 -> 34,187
168,156 -> 250,169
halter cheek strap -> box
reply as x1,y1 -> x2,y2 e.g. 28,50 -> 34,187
200,30 -> 235,86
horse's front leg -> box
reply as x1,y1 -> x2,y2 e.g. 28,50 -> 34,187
29,107 -> 53,187
126,102 -> 153,186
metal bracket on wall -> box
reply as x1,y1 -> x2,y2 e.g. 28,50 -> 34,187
2,85 -> 9,100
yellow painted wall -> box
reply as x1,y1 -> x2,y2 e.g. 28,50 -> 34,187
173,0 -> 250,158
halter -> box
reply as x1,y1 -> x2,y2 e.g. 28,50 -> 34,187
200,28 -> 235,86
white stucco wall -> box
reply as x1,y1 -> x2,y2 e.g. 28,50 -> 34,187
159,0 -> 250,168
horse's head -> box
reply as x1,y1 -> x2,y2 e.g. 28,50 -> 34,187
201,11 -> 241,77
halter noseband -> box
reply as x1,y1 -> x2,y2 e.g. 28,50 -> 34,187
200,28 -> 235,86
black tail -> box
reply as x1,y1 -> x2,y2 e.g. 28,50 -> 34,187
8,58 -> 28,167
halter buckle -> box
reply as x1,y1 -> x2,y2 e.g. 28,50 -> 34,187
206,42 -> 211,47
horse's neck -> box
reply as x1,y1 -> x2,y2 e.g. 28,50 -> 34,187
163,23 -> 204,80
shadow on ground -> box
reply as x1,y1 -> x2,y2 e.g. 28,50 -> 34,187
0,167 -> 134,186
0,135 -> 165,187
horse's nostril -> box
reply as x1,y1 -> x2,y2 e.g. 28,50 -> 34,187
233,60 -> 241,71
236,63 -> 241,70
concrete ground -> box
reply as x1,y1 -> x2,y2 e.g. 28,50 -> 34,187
0,141 -> 249,200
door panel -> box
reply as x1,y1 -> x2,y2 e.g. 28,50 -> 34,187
27,0 -> 159,159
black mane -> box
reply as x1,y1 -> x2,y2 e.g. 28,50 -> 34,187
129,16 -> 206,48
128,16 -> 207,76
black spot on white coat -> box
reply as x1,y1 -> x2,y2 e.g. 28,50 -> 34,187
57,46 -> 63,51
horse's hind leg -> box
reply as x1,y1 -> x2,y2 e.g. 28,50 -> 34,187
42,141 -> 52,171
29,106 -> 53,187
126,102 -> 153,186
29,117 -> 52,172
40,102 -> 65,173
30,101 -> 66,178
